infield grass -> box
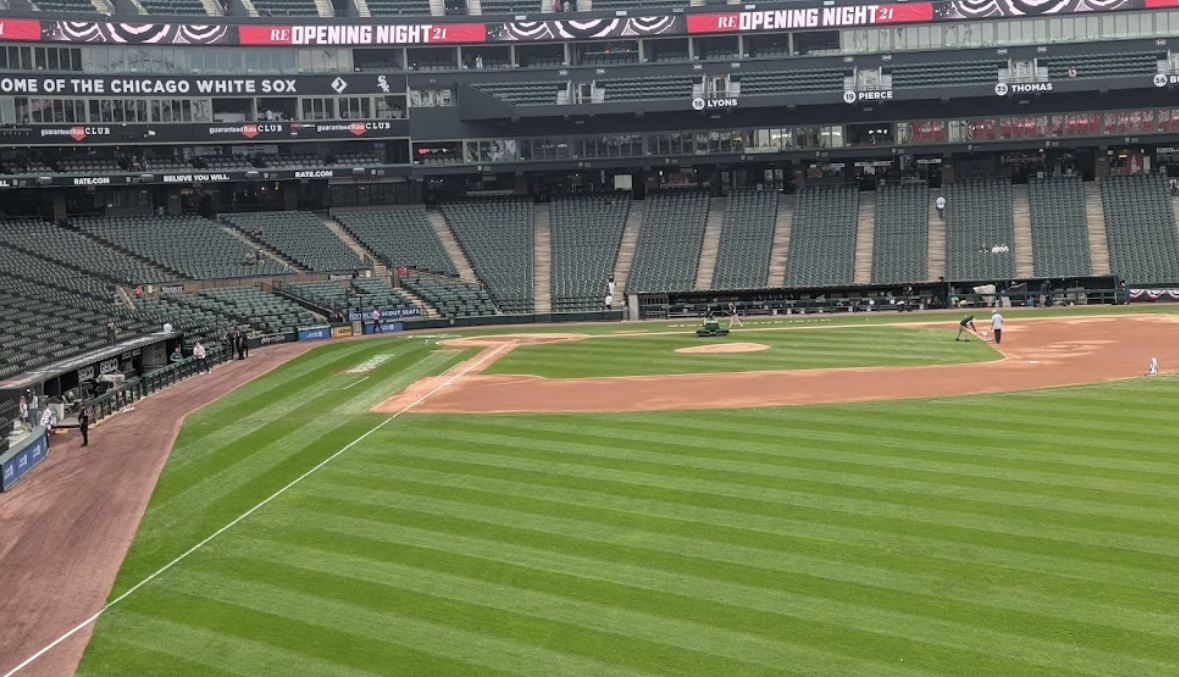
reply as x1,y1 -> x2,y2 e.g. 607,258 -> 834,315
72,331 -> 1179,677
485,325 -> 999,378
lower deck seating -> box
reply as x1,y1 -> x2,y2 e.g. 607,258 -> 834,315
944,178 -> 1017,282
871,183 -> 930,285
712,189 -> 778,290
627,190 -> 709,293
1101,174 -> 1179,285
1028,176 -> 1092,278
550,195 -> 629,311
402,275 -> 497,319
441,198 -> 535,314
786,185 -> 858,288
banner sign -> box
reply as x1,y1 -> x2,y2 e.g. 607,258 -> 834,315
1,429 -> 49,492
298,326 -> 332,341
331,325 -> 354,338
686,4 -> 932,34
1130,288 -> 1179,301
2,0 -> 1163,48
364,320 -> 406,334
0,74 -> 403,97
0,119 -> 408,147
241,23 -> 485,46
487,16 -> 683,41
255,331 -> 297,346
0,166 -> 398,187
349,307 -> 423,322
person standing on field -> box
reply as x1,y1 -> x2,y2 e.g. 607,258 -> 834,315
371,307 -> 383,333
991,309 -> 1004,344
193,341 -> 208,373
78,403 -> 91,447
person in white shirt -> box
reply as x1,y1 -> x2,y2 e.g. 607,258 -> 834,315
163,321 -> 173,333
371,307 -> 384,333
193,341 -> 208,373
935,195 -> 946,219
604,293 -> 614,310
40,407 -> 57,446
27,391 -> 39,431
990,310 -> 1004,344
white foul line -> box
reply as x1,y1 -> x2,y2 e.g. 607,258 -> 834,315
330,376 -> 370,391
2,341 -> 514,677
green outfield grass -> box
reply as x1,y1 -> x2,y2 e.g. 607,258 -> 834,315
71,330 -> 1179,677
485,326 -> 999,378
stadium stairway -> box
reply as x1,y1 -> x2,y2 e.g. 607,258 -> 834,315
1085,182 -> 1112,276
767,194 -> 793,287
425,209 -> 479,283
694,197 -> 725,290
1011,184 -> 1036,278
199,0 -> 222,14
313,0 -> 333,15
220,226 -> 304,272
853,190 -> 875,285
355,0 -> 372,16
395,282 -> 441,318
927,188 -> 946,281
613,202 -> 642,296
325,217 -> 387,277
534,203 -> 553,314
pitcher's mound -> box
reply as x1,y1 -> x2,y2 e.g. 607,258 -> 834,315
676,342 -> 770,354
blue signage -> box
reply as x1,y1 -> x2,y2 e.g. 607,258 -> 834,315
364,320 -> 405,334
1,429 -> 50,492
297,326 -> 332,341
349,307 -> 423,323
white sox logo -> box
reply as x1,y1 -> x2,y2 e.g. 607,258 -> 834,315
377,75 -> 391,93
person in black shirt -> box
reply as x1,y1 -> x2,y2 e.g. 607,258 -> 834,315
78,403 -> 91,447
956,315 -> 978,341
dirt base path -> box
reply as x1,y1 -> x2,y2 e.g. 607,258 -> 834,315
387,315 -> 1179,414
0,343 -> 315,677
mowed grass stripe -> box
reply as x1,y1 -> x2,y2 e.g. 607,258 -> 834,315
325,461 -> 1179,594
485,327 -> 998,378
360,441 -> 1179,564
237,507 -> 1171,677
106,343 -> 468,596
90,589 -> 525,677
466,418 -> 1179,524
295,478 -> 1179,637
187,545 -> 940,677
80,614 -> 387,677
174,561 -> 815,677
406,421 -> 1179,528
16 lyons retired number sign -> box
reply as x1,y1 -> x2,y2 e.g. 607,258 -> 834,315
691,97 -> 739,111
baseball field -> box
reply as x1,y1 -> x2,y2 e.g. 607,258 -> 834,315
5,309 -> 1179,677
